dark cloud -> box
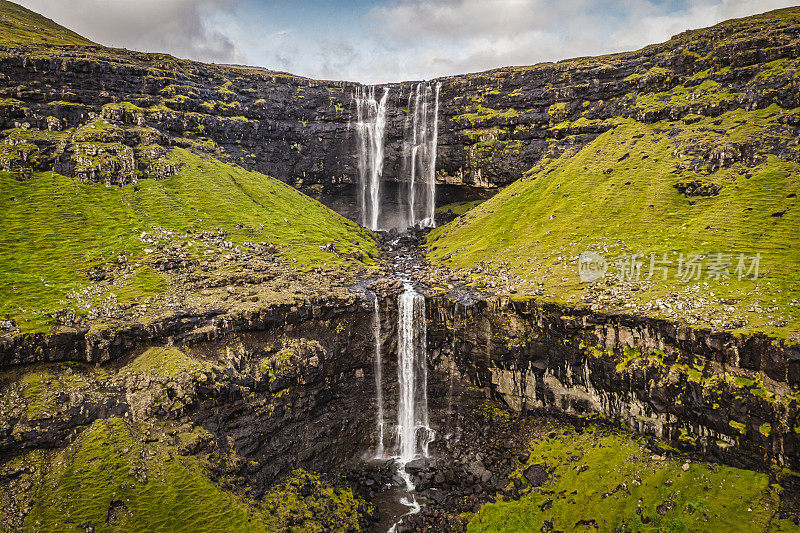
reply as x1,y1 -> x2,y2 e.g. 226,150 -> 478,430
15,0 -> 245,63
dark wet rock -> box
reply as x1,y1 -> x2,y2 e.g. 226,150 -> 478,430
656,492 -> 677,515
425,293 -> 800,473
674,180 -> 722,197
524,463 -> 548,487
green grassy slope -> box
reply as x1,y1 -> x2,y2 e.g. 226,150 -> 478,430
428,106 -> 800,339
17,417 -> 366,532
0,148 -> 378,332
0,0 -> 94,46
468,424 -> 798,532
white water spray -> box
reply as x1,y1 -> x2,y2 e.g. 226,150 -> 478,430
396,283 -> 434,472
354,86 -> 389,230
372,296 -> 386,456
403,82 -> 441,228
387,495 -> 421,533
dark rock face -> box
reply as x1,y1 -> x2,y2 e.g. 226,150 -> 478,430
0,296 -> 360,366
425,294 -> 800,472
0,296 -> 381,494
523,463 -> 548,487
3,10 -> 800,218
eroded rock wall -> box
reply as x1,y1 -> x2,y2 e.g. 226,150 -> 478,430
0,296 -> 382,493
427,294 -> 800,471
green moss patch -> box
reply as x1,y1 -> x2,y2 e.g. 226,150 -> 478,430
0,0 -> 94,46
436,200 -> 486,218
468,425 -> 795,532
23,417 -> 370,532
26,418 -> 266,532
454,106 -> 520,126
124,346 -> 211,379
0,362 -> 103,421
261,469 -> 369,532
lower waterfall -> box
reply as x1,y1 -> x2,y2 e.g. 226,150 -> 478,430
396,283 -> 434,481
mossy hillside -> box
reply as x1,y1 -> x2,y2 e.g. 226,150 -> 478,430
0,0 -> 94,46
427,107 -> 800,338
436,200 -> 486,218
467,424 -> 798,532
0,362 -> 108,422
0,148 -> 378,332
23,417 -> 368,532
123,346 -> 212,379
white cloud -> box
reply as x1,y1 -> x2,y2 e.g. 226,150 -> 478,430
15,0 -> 245,64
609,0 -> 800,52
10,0 -> 799,82
363,0 -> 799,82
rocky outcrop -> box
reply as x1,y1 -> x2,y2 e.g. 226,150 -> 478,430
426,293 -> 800,472
0,294 -> 362,366
0,295 -> 380,496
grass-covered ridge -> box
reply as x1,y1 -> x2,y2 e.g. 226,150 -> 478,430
468,424 -> 798,532
0,148 -> 378,332
0,0 -> 94,46
427,106 -> 800,339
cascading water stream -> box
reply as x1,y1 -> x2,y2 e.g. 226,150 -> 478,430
352,81 -> 439,231
403,82 -> 441,229
395,283 -> 434,488
353,86 -> 389,231
425,83 -> 440,228
372,295 -> 386,457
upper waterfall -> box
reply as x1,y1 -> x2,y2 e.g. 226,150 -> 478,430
352,81 -> 440,231
403,82 -> 440,229
353,86 -> 389,231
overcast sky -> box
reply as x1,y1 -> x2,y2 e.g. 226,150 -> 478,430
15,0 -> 799,83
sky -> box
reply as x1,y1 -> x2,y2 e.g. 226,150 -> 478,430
15,0 -> 800,83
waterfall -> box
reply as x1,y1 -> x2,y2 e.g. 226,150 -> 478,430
403,82 -> 441,229
396,283 -> 434,465
372,296 -> 385,456
352,81 -> 440,231
354,86 -> 389,231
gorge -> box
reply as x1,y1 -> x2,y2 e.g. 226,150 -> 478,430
0,1 -> 799,532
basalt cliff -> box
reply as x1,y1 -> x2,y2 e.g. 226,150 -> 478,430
3,6 -> 799,211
